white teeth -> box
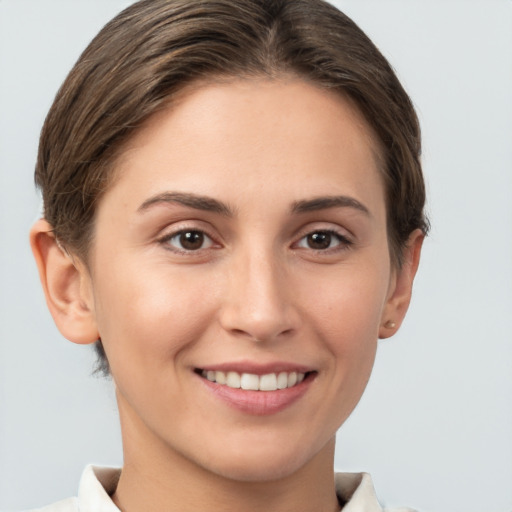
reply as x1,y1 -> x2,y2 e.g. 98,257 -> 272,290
226,371 -> 241,388
259,373 -> 278,391
276,372 -> 288,389
241,373 -> 259,390
201,369 -> 308,391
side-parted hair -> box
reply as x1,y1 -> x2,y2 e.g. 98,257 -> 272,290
35,0 -> 429,374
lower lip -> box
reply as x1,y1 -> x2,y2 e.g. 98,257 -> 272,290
197,373 -> 315,416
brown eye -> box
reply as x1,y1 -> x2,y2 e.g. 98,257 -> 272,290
180,231 -> 204,250
307,232 -> 332,250
165,230 -> 214,251
296,230 -> 351,251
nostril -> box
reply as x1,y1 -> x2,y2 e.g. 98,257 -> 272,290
218,289 -> 301,343
228,326 -> 295,343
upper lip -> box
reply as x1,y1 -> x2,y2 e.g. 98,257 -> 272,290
195,361 -> 315,375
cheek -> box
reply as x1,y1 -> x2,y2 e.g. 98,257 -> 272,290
300,260 -> 389,404
303,263 -> 389,343
91,259 -> 217,374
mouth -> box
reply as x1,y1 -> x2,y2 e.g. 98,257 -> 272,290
195,369 -> 313,391
193,363 -> 317,414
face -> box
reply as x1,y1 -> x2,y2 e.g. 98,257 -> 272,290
83,78 -> 399,481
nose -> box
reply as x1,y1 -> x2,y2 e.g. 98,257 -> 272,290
218,248 -> 301,343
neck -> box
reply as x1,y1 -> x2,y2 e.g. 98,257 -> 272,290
112,400 -> 340,512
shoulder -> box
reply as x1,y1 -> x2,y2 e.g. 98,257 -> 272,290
24,497 -> 78,512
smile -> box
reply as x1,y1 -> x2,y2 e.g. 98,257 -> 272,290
200,370 -> 306,391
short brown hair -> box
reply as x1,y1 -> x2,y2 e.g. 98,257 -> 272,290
35,0 -> 429,374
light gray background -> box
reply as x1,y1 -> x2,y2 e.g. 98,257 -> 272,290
1,1 -> 511,511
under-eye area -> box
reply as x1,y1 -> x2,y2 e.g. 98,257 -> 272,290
195,369 -> 317,391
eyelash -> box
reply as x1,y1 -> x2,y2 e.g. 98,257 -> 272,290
158,229 -> 217,254
157,227 -> 353,255
293,229 -> 353,254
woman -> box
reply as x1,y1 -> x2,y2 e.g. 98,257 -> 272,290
28,0 -> 427,510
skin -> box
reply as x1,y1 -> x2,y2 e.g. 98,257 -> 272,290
31,78 -> 423,512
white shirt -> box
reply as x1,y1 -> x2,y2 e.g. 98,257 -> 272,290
28,466 -> 416,512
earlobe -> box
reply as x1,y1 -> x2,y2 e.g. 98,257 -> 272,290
30,219 -> 99,345
379,229 -> 424,339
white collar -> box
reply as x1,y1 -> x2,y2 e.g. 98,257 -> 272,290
335,472 -> 384,511
71,465 -> 410,512
77,466 -> 120,512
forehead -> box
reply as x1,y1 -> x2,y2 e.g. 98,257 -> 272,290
106,78 -> 385,213
138,77 -> 380,153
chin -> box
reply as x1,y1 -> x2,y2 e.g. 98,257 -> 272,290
210,455 -> 307,483
195,436 -> 333,483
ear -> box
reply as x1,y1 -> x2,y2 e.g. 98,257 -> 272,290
30,219 -> 99,345
379,229 -> 424,339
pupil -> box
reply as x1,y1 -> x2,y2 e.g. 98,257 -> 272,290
308,232 -> 331,249
180,231 -> 204,250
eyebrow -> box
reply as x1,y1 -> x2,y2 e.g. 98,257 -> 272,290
138,192 -> 234,216
291,195 -> 371,216
138,191 -> 370,218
